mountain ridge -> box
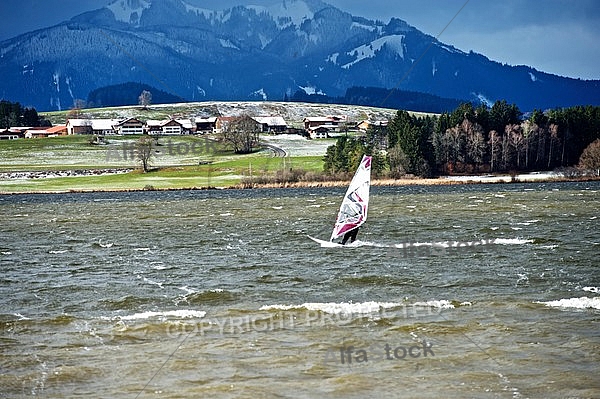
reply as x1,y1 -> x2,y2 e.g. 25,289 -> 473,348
1,0 -> 598,111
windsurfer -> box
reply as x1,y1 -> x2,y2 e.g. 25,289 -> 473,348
328,155 -> 371,245
341,227 -> 359,245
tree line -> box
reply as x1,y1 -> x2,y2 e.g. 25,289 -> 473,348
85,82 -> 182,108
324,101 -> 600,177
0,100 -> 50,129
290,86 -> 463,114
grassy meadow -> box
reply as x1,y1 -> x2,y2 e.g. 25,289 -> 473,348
0,133 -> 325,193
0,101 -> 452,193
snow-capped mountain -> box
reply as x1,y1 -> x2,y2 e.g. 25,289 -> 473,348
1,0 -> 598,111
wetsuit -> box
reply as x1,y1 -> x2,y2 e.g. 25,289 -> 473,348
341,228 -> 359,245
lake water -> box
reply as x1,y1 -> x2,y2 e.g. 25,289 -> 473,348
1,182 -> 599,398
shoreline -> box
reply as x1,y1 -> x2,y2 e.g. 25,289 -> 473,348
1,174 -> 598,195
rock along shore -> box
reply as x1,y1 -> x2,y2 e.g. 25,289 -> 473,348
0,169 -> 134,180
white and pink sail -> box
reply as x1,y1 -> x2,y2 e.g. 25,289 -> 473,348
330,155 -> 372,242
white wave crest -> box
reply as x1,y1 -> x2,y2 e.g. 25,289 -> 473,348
110,310 -> 207,321
98,239 -> 113,248
260,301 -> 403,314
493,238 -> 533,245
583,287 -> 600,293
535,297 -> 600,310
412,300 -> 456,309
261,299 -> 460,314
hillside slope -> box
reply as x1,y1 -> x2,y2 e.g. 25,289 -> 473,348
1,0 -> 598,111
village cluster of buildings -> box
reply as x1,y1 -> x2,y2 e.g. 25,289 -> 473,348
0,115 -> 389,140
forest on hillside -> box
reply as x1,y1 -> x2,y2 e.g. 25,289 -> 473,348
291,86 -> 464,114
86,83 -> 183,108
325,101 -> 600,177
0,101 -> 50,128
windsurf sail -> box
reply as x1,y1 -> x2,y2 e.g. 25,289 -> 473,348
330,155 -> 372,242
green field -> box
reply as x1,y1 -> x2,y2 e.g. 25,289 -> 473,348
0,135 -> 325,193
0,101 -> 408,193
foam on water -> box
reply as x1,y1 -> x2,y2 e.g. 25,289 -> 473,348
535,297 -> 600,310
108,310 -> 207,321
48,249 -> 68,254
313,237 -> 532,249
141,276 -> 163,288
14,313 -> 30,320
541,244 -> 558,249
412,300 -> 459,309
493,238 -> 533,245
583,286 -> 599,293
261,301 -> 404,314
179,286 -> 196,295
261,299 -> 459,314
98,239 -> 113,248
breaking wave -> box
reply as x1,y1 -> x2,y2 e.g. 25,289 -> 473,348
535,297 -> 600,310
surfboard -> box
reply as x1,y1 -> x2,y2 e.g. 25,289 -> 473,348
307,235 -> 344,247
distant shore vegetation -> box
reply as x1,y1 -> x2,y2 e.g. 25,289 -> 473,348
324,101 -> 600,179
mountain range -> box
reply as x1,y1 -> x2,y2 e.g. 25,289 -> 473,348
1,0 -> 599,112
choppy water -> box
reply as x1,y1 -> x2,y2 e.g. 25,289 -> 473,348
1,182 -> 599,398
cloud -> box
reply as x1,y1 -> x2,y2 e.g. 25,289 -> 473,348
0,0 -> 109,40
444,21 -> 600,79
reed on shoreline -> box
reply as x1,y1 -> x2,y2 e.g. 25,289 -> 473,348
1,168 -> 597,195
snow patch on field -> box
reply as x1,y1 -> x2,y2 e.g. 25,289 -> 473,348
262,134 -> 331,156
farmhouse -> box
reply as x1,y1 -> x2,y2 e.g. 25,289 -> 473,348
47,125 -> 68,136
195,117 -> 217,133
215,116 -> 237,133
176,119 -> 195,134
303,115 -> 349,132
24,125 -> 67,138
308,126 -> 330,139
0,128 -> 25,140
92,120 -> 120,135
114,118 -> 144,135
146,119 -> 194,135
147,119 -> 185,135
356,119 -> 388,132
252,116 -> 287,133
25,129 -> 52,139
66,119 -> 120,135
303,117 -> 336,130
66,119 -> 92,135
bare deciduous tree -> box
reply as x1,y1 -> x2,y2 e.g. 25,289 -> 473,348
136,135 -> 155,172
387,144 -> 409,178
464,119 -> 486,170
138,90 -> 152,109
488,130 -> 501,172
218,115 -> 260,154
579,138 -> 600,176
67,99 -> 87,119
507,124 -> 524,168
548,123 -> 560,169
443,124 -> 465,171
